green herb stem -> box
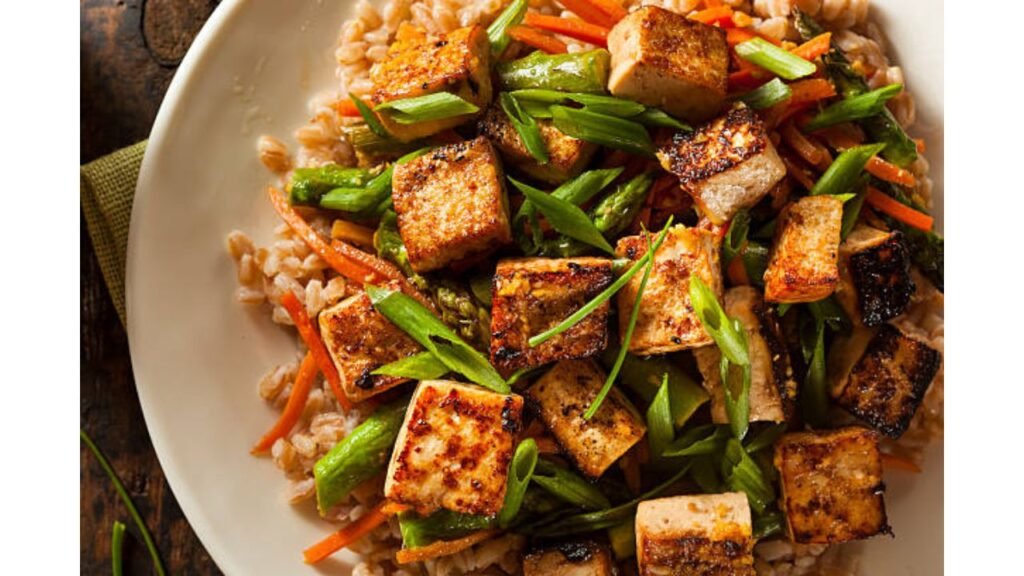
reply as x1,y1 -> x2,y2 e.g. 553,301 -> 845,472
375,92 -> 480,124
550,105 -> 655,158
499,439 -> 540,527
372,351 -> 450,380
738,78 -> 793,110
809,143 -> 886,197
111,521 -> 126,576
510,177 -> 616,255
487,0 -> 528,56
532,459 -> 611,510
735,38 -> 816,80
804,83 -> 903,132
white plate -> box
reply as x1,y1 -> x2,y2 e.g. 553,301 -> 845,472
127,1 -> 943,574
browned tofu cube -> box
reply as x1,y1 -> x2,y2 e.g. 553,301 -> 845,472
657,104 -> 786,225
607,6 -> 728,123
774,427 -> 889,544
694,287 -> 797,424
490,257 -> 613,375
318,291 -> 421,402
636,493 -> 754,575
528,360 -> 646,478
523,542 -> 615,576
369,24 -> 492,142
392,137 -> 512,273
478,104 -> 598,185
615,225 -> 722,355
836,226 -> 916,327
763,196 -> 843,303
829,324 -> 941,438
385,380 -> 524,516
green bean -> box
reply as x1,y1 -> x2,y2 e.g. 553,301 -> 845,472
288,164 -> 373,205
497,49 -> 611,93
398,509 -> 495,549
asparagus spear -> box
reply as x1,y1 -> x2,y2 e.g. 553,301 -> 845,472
497,49 -> 611,93
288,164 -> 373,205
398,509 -> 495,549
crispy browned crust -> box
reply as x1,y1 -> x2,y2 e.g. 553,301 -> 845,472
489,257 -> 613,375
632,6 -> 728,96
387,381 -> 523,516
477,104 -> 597,184
370,24 -> 490,104
318,292 -> 421,402
657,104 -> 769,184
774,427 -> 890,544
640,536 -> 755,576
392,137 -> 512,273
834,324 -> 941,438
523,542 -> 615,576
751,296 -> 798,420
763,196 -> 843,303
848,232 -> 916,326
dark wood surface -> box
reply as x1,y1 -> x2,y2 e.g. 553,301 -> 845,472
81,1 -> 221,573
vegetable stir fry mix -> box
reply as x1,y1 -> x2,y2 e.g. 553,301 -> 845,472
236,1 -> 943,572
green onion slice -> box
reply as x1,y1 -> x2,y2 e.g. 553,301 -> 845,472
366,285 -> 508,393
810,143 -> 886,196
804,83 -> 903,132
372,350 -> 450,380
722,439 -> 775,514
720,352 -> 753,440
633,108 -> 691,130
723,210 -> 751,265
645,374 -> 675,460
663,425 -> 729,457
689,275 -> 749,366
532,459 -> 612,510
550,105 -> 655,158
800,311 -> 829,425
350,93 -> 390,138
511,89 -> 647,117
499,439 -> 539,528
735,37 -> 817,80
399,509 -> 494,549
501,92 -> 549,164
841,176 -> 870,240
487,0 -> 528,56
112,521 -> 126,576
510,177 -> 616,255
743,423 -> 787,453
512,168 -> 622,254
375,92 -> 480,125
738,78 -> 793,110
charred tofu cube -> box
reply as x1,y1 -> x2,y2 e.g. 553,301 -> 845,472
636,493 -> 755,576
694,287 -> 797,424
763,196 -> 843,303
607,6 -> 728,123
657,104 -> 786,225
478,104 -> 598,185
490,257 -> 613,375
318,292 -> 421,402
774,427 -> 889,544
384,380 -> 524,516
836,226 -> 916,327
829,324 -> 941,438
392,137 -> 512,273
528,360 -> 646,478
369,24 -> 491,142
523,542 -> 616,576
615,225 -> 723,355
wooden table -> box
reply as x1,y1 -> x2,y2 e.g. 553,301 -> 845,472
81,1 -> 221,573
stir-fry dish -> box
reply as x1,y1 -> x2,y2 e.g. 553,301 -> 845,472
227,0 -> 944,573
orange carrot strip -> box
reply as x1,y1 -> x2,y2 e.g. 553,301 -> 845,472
586,0 -> 628,23
788,78 -> 837,105
395,530 -> 501,564
328,240 -> 435,311
728,68 -> 769,92
865,187 -> 933,232
881,452 -> 922,474
726,26 -> 782,47
280,291 -> 354,411
555,0 -> 617,27
523,13 -> 609,46
689,6 -> 734,27
335,99 -> 362,117
509,26 -> 568,54
251,352 -> 318,454
790,32 -> 831,61
781,121 -> 824,166
303,501 -> 403,564
331,219 -> 376,250
866,155 -> 917,187
915,138 -> 927,153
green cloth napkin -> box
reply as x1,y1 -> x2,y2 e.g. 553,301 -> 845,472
81,140 -> 148,327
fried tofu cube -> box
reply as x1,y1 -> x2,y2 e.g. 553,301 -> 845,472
694,287 -> 797,424
478,104 -> 598,185
523,542 -> 616,576
836,226 -> 916,327
829,324 -> 941,438
392,137 -> 512,273
774,427 -> 889,544
490,257 -> 613,375
607,6 -> 729,123
657,104 -> 786,225
528,360 -> 646,478
763,196 -> 843,303
318,291 -> 421,402
615,225 -> 723,355
369,24 -> 492,142
384,380 -> 524,516
636,493 -> 754,575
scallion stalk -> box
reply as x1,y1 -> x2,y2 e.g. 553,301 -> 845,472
735,38 -> 816,80
399,509 -> 494,549
689,276 -> 748,366
350,93 -> 390,138
500,92 -> 548,164
722,439 -> 775,514
550,105 -> 655,158
803,83 -> 903,132
499,439 -> 539,528
375,92 -> 480,124
633,108 -> 691,130
601,346 -> 708,428
112,521 -> 126,576
645,374 -> 675,461
487,0 -> 528,56
511,89 -> 646,117
738,78 -> 793,110
743,423 -> 787,453
497,49 -> 611,93
809,143 -> 885,196
372,351 -> 450,380
532,459 -> 611,510
663,425 -> 729,457
509,176 -> 616,255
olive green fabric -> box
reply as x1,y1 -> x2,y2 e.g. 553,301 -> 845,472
80,140 -> 148,327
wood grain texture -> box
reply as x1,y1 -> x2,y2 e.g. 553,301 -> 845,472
81,1 -> 221,573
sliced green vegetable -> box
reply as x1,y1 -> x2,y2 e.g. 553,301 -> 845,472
499,439 -> 540,528
739,78 -> 792,110
550,105 -> 655,158
112,521 -> 126,576
346,124 -> 422,157
399,509 -> 494,549
590,172 -> 655,239
804,83 -> 903,132
744,423 -> 787,453
350,93 -> 389,138
313,399 -> 408,514
602,347 -> 708,428
809,143 -> 886,196
289,165 -> 373,206
497,49 -> 611,93
501,92 -> 549,164
319,165 -> 393,213
890,221 -> 943,291
510,176 -> 616,255
800,311 -> 829,426
372,351 -> 449,380
487,0 -> 528,56
722,439 -> 775,514
753,510 -> 784,539
841,185 -> 868,240
689,276 -> 748,366
366,285 -> 508,393
608,518 -> 636,560
735,38 -> 816,80
741,243 -> 770,287
511,89 -> 646,117
663,425 -> 729,457
646,374 -> 675,460
690,455 -> 722,493
513,168 -> 623,254
532,459 -> 612,510
634,108 -> 691,130
375,92 -> 480,124
723,210 -> 751,265
719,355 -> 753,440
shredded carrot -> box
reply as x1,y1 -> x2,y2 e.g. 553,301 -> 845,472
915,138 -> 927,153
523,13 -> 609,46
251,352 -> 318,454
725,26 -> 781,47
866,156 -> 917,187
782,155 -> 817,192
303,500 -> 406,564
788,78 -> 837,106
327,239 -> 434,310
688,6 -> 734,27
865,187 -> 933,232
508,25 -> 568,54
790,32 -> 831,61
331,219 -> 377,250
781,121 -> 825,166
881,452 -> 922,474
395,529 -> 501,564
728,68 -> 769,92
335,98 -> 362,117
555,0 -> 618,28
584,0 -> 628,23
534,436 -> 561,454
280,291 -> 354,411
